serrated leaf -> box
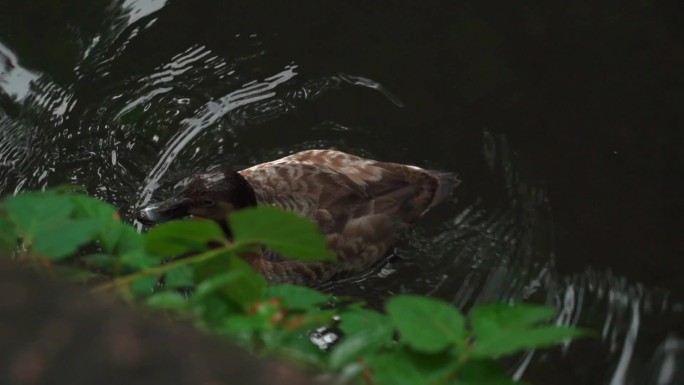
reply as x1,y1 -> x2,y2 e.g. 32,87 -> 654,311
456,359 -> 522,385
387,295 -> 466,353
145,220 -> 227,257
193,256 -> 266,309
70,193 -> 118,220
267,284 -> 330,310
468,304 -> 587,358
193,294 -> 241,328
193,249 -> 236,283
366,347 -> 457,385
230,206 -> 335,261
4,192 -> 74,236
469,304 -> 556,339
120,250 -> 161,270
4,193 -> 107,259
221,314 -> 268,334
222,257 -> 267,309
146,292 -> 189,310
274,336 -> 326,367
165,265 -> 194,288
280,310 -> 336,334
70,194 -> 133,254
113,225 -> 145,255
84,253 -> 117,270
339,309 -> 390,336
329,323 -> 393,370
32,219 -> 99,259
471,326 -> 586,358
130,276 -> 157,296
366,352 -> 424,385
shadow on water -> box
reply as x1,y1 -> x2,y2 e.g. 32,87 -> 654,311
1,1 -> 682,384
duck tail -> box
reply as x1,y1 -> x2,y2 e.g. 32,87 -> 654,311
428,171 -> 460,209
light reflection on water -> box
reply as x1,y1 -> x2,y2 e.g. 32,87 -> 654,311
0,41 -> 41,101
0,2 -> 682,384
133,63 -> 299,213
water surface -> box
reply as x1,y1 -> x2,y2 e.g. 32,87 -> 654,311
1,1 -> 682,384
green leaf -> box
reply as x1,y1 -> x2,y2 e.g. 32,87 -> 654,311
193,294 -> 241,328
339,308 -> 390,336
146,292 -> 189,310
334,308 -> 394,370
471,326 -> 586,358
366,347 -> 457,385
165,265 -> 194,288
0,215 -> 17,251
120,250 -> 161,270
3,193 -> 104,259
230,206 -> 335,261
274,336 -> 326,367
280,310 -> 336,334
130,276 -> 158,296
194,249 -> 236,283
366,352 -> 423,385
387,295 -> 466,353
194,256 -> 266,309
145,220 -> 227,257
469,304 -> 587,358
70,194 -> 136,255
329,323 -> 393,370
113,225 -> 146,255
224,256 -> 267,308
32,219 -> 99,259
469,304 -> 556,338
4,192 -> 73,236
456,359 -> 522,385
84,253 -> 117,271
70,193 -> 118,220
221,314 -> 269,335
267,284 -> 330,310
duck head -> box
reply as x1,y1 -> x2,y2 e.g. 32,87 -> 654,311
137,170 -> 257,226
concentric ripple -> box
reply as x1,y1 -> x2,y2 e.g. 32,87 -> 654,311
0,2 -> 681,384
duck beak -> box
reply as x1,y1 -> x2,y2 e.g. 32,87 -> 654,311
137,197 -> 191,225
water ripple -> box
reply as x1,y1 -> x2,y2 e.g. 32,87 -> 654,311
516,269 -> 684,385
134,64 -> 299,213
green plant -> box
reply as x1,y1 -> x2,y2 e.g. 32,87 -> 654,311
0,188 -> 588,385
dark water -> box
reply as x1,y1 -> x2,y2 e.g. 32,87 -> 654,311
1,1 -> 682,384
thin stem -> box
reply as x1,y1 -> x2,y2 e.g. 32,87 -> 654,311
93,241 -> 252,292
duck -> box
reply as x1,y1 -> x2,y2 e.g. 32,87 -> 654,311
137,149 -> 459,287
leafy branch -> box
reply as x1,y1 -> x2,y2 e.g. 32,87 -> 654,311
0,189 -> 590,385
93,247 -> 233,292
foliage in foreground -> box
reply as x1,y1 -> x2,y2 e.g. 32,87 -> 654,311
0,189 -> 587,385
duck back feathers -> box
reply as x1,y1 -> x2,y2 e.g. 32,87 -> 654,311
237,150 -> 459,285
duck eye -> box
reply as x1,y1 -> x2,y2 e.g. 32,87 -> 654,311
200,199 -> 215,207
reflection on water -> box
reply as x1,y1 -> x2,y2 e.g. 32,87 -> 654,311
0,1 -> 682,384
0,42 -> 41,101
522,270 -> 684,385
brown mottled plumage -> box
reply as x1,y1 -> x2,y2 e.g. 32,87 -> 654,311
138,150 -> 459,286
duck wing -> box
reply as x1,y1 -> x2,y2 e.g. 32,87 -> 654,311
239,161 -> 367,223
238,150 -> 459,285
267,150 -> 459,221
